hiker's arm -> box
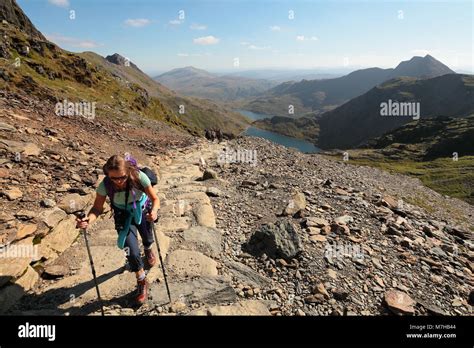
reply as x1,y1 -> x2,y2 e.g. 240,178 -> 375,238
144,185 -> 160,219
87,193 -> 107,225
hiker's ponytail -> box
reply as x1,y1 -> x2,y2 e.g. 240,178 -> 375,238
128,163 -> 145,191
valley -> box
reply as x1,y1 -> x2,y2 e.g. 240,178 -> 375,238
0,0 -> 472,323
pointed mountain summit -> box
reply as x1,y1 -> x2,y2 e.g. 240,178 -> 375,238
0,0 -> 45,40
105,53 -> 142,72
389,54 -> 455,79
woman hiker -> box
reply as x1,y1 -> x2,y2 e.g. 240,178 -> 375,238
75,155 -> 160,305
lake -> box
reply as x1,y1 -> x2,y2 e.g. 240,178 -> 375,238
236,109 -> 321,154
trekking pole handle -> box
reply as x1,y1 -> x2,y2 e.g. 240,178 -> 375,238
76,211 -> 89,228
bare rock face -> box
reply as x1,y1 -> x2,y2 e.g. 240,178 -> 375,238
0,0 -> 46,40
105,53 -> 142,73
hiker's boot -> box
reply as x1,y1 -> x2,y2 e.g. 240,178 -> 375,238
136,278 -> 149,305
145,248 -> 157,267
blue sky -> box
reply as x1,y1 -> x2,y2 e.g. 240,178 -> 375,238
18,0 -> 473,75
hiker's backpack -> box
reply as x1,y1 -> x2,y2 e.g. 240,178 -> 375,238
103,156 -> 158,207
140,167 -> 158,186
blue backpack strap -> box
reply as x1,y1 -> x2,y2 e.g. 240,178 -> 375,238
104,176 -> 115,207
117,180 -> 131,249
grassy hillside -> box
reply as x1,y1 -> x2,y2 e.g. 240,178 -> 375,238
337,153 -> 474,205
252,116 -> 319,142
155,66 -> 277,102
323,115 -> 474,205
0,23 -> 249,136
318,74 -> 474,149
243,55 -> 455,118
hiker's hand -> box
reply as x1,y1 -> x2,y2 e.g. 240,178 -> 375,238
76,217 -> 89,229
146,210 -> 157,222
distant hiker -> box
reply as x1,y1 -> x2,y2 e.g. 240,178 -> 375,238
76,155 -> 160,305
205,128 -> 215,142
215,128 -> 223,143
205,128 -> 212,140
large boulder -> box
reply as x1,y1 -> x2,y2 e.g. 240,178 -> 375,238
244,220 -> 302,260
282,191 -> 306,216
57,193 -> 90,214
384,290 -> 416,315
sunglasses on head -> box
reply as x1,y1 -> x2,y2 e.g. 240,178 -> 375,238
109,175 -> 128,181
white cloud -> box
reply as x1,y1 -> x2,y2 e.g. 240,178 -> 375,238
46,34 -> 101,48
48,0 -> 69,8
270,26 -> 281,31
190,23 -> 207,30
124,19 -> 151,27
169,19 -> 182,25
296,35 -> 318,41
241,41 -> 270,50
193,36 -> 220,45
177,53 -> 189,57
248,45 -> 271,50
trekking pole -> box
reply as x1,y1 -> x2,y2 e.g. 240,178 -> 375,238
149,214 -> 172,303
76,211 -> 105,316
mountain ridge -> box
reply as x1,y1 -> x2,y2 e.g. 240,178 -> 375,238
243,55 -> 455,117
0,4 -> 249,136
155,66 -> 278,101
317,74 -> 474,149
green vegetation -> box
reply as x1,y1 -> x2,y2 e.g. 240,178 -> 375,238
252,116 -> 319,143
327,148 -> 474,205
244,94 -> 312,117
0,23 -> 249,136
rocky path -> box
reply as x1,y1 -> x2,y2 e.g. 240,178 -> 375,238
1,96 -> 472,316
7,139 -> 271,316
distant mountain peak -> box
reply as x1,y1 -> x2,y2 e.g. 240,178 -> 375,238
105,53 -> 143,72
175,66 -> 212,74
183,66 -> 202,71
390,54 -> 454,79
105,53 -> 130,66
0,0 -> 46,40
156,66 -> 215,79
